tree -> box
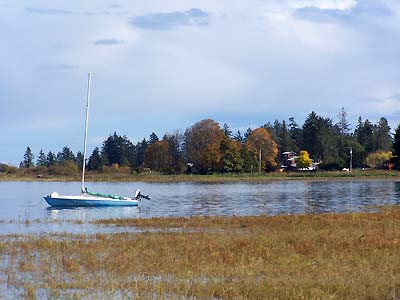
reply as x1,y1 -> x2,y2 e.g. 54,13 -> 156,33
374,117 -> 392,151
336,107 -> 350,137
297,150 -> 311,168
135,138 -> 148,168
57,146 -> 75,163
163,132 -> 185,173
222,123 -> 232,138
243,127 -> 252,144
36,149 -> 47,167
220,138 -> 243,173
288,117 -> 302,153
246,128 -> 278,173
46,151 -> 56,167
233,130 -> 244,144
88,147 -> 102,170
144,140 -> 170,172
75,151 -> 84,171
355,117 -> 374,153
366,151 -> 392,169
102,132 -> 136,167
20,147 -> 34,168
392,124 -> 400,169
184,119 -> 226,174
302,111 -> 341,168
149,132 -> 159,145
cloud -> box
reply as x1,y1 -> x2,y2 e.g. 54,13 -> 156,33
293,0 -> 392,23
131,8 -> 210,30
25,7 -> 74,15
93,38 -> 127,46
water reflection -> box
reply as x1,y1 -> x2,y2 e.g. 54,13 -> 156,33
0,180 -> 400,234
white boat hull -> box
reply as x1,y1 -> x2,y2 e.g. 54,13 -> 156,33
44,195 -> 139,207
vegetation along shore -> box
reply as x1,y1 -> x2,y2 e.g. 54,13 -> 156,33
2,206 -> 400,299
1,169 -> 400,183
7,110 -> 400,178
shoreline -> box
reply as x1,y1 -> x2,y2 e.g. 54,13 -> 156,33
1,170 -> 400,183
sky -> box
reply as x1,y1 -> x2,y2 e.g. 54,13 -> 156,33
1,0 -> 400,165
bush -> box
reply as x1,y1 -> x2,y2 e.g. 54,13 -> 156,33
0,163 -> 18,174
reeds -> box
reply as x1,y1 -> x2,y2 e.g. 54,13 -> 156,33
2,207 -> 400,299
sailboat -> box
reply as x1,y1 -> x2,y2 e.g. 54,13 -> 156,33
44,73 -> 150,207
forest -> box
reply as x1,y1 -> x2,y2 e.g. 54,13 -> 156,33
13,109 -> 400,175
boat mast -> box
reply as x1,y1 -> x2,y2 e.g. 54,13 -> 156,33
81,72 -> 91,193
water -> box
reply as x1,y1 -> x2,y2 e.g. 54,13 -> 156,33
1,180 -> 400,234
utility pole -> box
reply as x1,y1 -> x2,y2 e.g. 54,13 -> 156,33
258,149 -> 262,174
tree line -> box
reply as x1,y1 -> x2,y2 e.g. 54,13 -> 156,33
17,109 -> 400,174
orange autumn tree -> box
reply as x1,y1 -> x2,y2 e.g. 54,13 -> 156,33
184,119 -> 226,174
144,140 -> 170,172
246,127 -> 278,173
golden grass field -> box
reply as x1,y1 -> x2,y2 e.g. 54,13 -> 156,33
2,206 -> 400,299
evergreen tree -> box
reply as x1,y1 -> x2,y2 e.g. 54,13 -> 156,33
36,149 -> 47,167
88,147 -> 102,170
288,117 -> 302,153
149,132 -> 159,145
102,132 -> 136,167
57,146 -> 75,163
392,123 -> 400,169
75,151 -> 84,170
163,132 -> 184,173
20,147 -> 34,168
355,117 -> 374,153
374,117 -> 392,151
222,123 -> 232,138
302,111 -> 341,167
135,138 -> 148,168
336,107 -> 350,137
233,130 -> 244,144
243,127 -> 252,144
46,151 -> 56,167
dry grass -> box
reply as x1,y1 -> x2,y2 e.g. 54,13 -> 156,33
1,169 -> 400,183
2,207 -> 400,299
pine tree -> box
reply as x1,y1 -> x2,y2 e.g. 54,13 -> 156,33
149,132 -> 159,145
135,138 -> 148,168
75,151 -> 84,170
36,149 -> 47,167
20,147 -> 34,168
393,124 -> 400,169
57,146 -> 75,163
46,151 -> 56,167
222,123 -> 232,138
374,117 -> 392,151
243,127 -> 252,144
233,130 -> 244,144
336,107 -> 350,136
88,147 -> 102,170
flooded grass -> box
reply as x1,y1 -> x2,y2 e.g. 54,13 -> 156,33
2,207 -> 400,299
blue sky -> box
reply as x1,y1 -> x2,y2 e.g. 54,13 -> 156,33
1,0 -> 400,165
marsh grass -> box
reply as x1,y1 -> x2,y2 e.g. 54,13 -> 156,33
2,207 -> 400,299
1,169 -> 400,183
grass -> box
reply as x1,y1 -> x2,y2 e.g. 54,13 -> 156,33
1,169 -> 400,183
2,207 -> 400,299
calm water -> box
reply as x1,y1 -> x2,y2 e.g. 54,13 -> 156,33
1,180 -> 400,234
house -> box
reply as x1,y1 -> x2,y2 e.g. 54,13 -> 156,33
280,151 -> 319,171
280,151 -> 298,171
